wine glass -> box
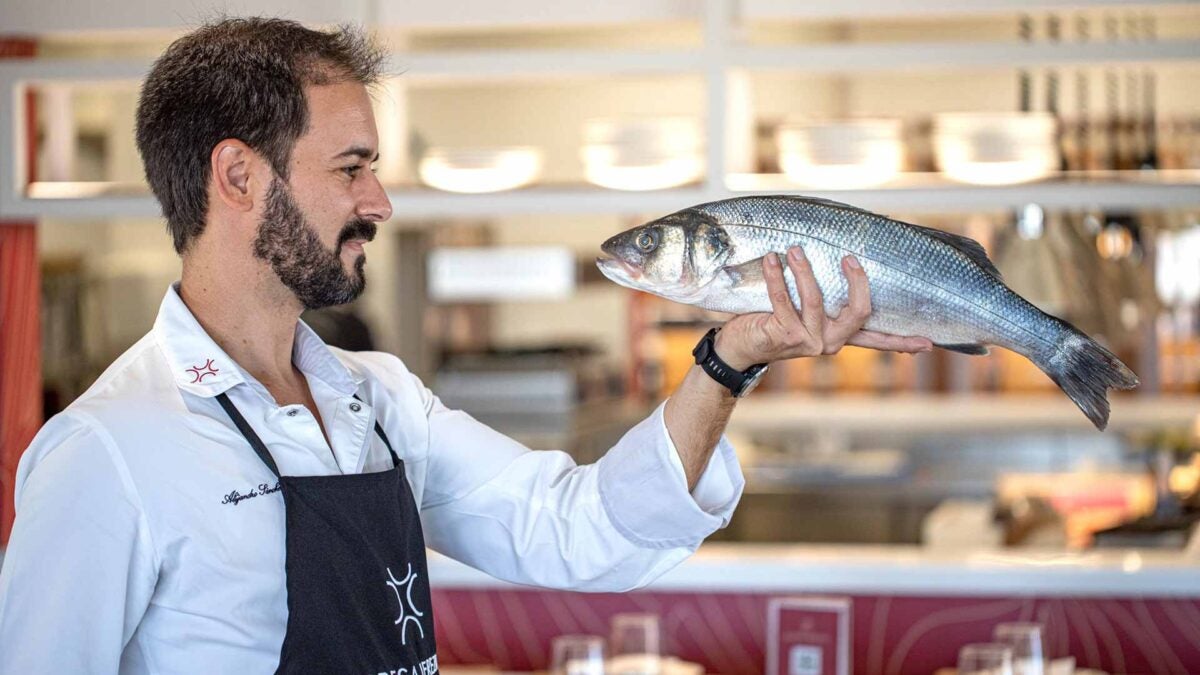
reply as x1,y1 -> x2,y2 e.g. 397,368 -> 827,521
551,634 -> 606,675
993,622 -> 1046,675
958,643 -> 1015,675
608,613 -> 662,675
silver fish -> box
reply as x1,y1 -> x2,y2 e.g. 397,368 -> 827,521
596,195 -> 1138,430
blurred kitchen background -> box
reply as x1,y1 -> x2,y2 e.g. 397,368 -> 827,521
4,0 -> 1200,555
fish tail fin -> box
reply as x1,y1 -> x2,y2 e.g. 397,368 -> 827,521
1036,323 -> 1139,431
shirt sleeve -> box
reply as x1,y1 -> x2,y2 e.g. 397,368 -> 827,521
413,378 -> 745,593
0,412 -> 158,673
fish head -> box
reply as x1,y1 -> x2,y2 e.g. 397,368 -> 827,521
596,209 -> 733,303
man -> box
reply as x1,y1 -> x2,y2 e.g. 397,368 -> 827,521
0,17 -> 931,674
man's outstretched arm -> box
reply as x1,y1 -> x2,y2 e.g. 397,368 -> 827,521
664,246 -> 933,491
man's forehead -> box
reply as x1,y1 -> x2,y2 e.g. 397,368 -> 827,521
299,81 -> 378,158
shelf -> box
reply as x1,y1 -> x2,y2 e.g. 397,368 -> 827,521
397,49 -> 704,83
742,0 -> 1196,21
4,38 -> 1198,86
10,183 -> 716,219
9,0 -> 1197,36
728,171 -> 1200,212
11,174 -> 1198,220
730,39 -> 1200,73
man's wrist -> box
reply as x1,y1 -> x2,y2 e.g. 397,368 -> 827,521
712,329 -> 756,371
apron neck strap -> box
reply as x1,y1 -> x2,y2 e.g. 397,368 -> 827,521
353,393 -> 401,468
216,392 -> 282,478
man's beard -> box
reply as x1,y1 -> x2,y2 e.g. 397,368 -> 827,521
253,177 -> 377,311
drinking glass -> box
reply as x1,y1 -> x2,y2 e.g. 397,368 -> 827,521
608,613 -> 662,675
958,643 -> 1015,675
551,634 -> 606,675
994,622 -> 1046,675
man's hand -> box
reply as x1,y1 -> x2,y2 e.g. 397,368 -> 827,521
715,246 -> 933,370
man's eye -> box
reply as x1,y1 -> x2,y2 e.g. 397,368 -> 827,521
343,166 -> 362,177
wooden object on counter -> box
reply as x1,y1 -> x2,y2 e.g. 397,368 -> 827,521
727,393 -> 1200,435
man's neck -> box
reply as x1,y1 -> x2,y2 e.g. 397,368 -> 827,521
179,260 -> 304,393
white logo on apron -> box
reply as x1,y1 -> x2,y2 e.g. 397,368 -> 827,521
385,564 -> 426,644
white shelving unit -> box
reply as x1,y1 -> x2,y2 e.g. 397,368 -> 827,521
2,0 -> 1199,221
13,175 -> 1200,219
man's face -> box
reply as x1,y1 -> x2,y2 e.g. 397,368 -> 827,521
253,80 -> 393,310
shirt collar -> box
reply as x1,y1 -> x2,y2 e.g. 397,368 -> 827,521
153,282 -> 364,399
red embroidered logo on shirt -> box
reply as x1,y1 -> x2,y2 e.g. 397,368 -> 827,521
186,359 -> 219,383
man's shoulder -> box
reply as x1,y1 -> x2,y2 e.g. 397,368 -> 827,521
38,331 -> 186,460
17,334 -> 173,499
67,331 -> 180,419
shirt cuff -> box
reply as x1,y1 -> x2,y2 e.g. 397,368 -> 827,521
597,401 -> 745,550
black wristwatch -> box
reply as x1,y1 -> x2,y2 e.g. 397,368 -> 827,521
692,328 -> 769,398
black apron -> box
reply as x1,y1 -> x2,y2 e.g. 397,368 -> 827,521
216,392 -> 439,674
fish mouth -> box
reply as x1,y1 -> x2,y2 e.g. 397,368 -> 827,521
595,256 -> 643,288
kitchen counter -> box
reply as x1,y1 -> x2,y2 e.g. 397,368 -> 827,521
428,541 -> 1200,597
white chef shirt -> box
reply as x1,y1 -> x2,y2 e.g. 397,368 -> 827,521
0,282 -> 744,674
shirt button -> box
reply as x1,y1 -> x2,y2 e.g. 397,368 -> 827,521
286,409 -> 298,417
349,402 -> 362,413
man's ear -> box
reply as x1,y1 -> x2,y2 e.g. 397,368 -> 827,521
211,140 -> 263,213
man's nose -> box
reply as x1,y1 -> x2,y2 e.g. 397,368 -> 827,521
356,169 -> 393,223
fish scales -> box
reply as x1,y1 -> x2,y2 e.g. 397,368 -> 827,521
694,197 -> 1056,355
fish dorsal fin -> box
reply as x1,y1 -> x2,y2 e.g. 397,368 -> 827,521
779,195 -> 880,218
908,224 -> 1004,281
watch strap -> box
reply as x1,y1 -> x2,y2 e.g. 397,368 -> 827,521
692,328 -> 767,397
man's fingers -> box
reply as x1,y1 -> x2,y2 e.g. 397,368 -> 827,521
847,330 -> 935,353
763,252 -> 803,329
826,255 -> 873,347
786,247 -> 825,339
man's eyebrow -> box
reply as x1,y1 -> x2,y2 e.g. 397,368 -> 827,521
332,147 -> 380,162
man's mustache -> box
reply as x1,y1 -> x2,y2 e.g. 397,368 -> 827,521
337,220 -> 377,250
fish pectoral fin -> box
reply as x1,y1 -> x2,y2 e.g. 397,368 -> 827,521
937,343 -> 991,355
720,259 -> 766,287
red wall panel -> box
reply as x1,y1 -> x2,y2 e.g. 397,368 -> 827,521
1,36 -> 40,545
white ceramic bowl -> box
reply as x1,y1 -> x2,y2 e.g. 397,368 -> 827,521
777,119 -> 904,189
418,146 -> 543,193
581,147 -> 704,191
581,117 -> 705,190
934,112 -> 1058,185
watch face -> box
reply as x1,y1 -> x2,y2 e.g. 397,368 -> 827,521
737,365 -> 769,397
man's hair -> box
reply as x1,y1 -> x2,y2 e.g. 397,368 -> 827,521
135,16 -> 387,254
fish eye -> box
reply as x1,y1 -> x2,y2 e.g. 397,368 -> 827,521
636,229 -> 659,252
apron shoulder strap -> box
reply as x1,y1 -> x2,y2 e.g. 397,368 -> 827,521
353,393 -> 402,469
216,392 -> 282,478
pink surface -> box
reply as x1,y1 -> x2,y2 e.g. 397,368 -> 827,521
432,588 -> 1200,674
